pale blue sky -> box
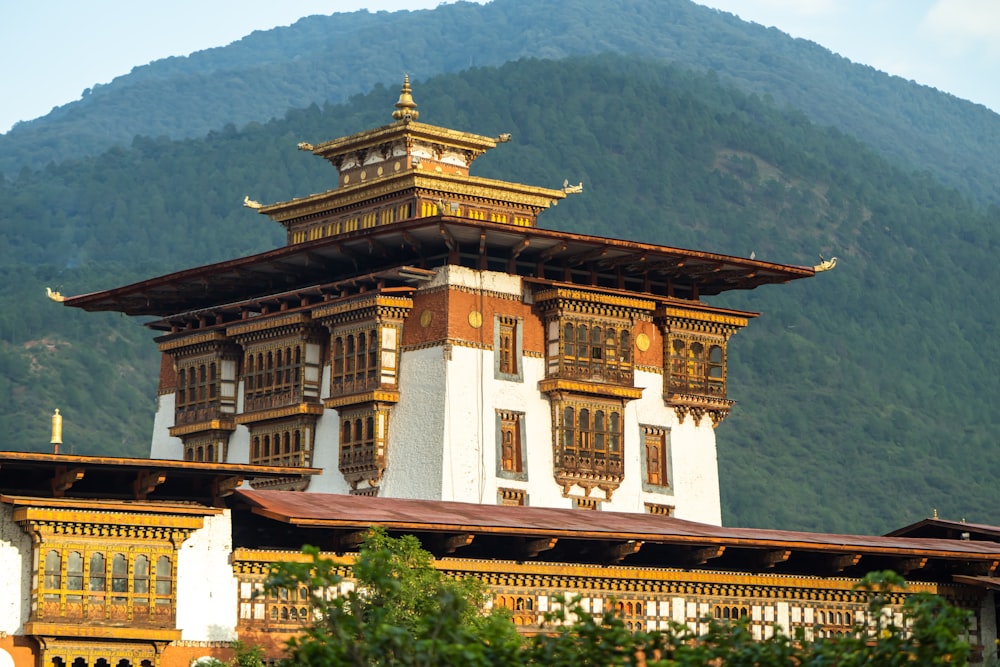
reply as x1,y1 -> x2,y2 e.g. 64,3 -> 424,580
1,0 -> 997,134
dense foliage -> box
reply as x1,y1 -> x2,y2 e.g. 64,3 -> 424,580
2,0 -> 999,207
2,56 -> 997,532
266,530 -> 973,666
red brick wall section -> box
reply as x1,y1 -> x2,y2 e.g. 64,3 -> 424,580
158,352 -> 177,396
634,319 -> 663,370
402,287 -> 543,354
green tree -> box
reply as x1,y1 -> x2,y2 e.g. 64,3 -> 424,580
265,528 -> 522,667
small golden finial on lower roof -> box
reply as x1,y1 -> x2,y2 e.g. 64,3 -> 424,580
51,408 -> 63,454
392,74 -> 419,121
46,287 -> 66,302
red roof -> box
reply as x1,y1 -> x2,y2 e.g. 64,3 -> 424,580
234,490 -> 1000,579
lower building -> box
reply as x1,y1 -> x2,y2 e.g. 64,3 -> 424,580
1,451 -> 997,666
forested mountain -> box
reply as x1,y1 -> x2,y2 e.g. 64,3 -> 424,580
1,56 -> 997,534
2,0 -> 999,207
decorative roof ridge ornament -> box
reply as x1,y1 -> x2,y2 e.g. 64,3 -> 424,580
812,255 -> 838,272
45,287 -> 66,302
391,74 -> 419,122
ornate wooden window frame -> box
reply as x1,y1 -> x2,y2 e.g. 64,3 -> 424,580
228,315 -> 325,422
14,504 -> 206,643
494,314 -> 523,382
497,488 -> 527,506
315,293 -> 412,407
159,333 -> 240,449
337,403 -> 392,492
656,306 -> 747,427
640,425 -> 672,493
496,410 -> 527,480
549,395 -> 625,498
248,415 -> 316,469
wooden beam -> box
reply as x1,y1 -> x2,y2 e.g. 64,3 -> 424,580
51,466 -> 85,497
366,236 -> 389,257
602,540 -> 643,564
684,262 -> 725,279
754,549 -> 792,569
519,537 -> 557,559
508,238 -> 530,273
538,241 -> 568,262
427,533 -> 475,555
824,553 -> 862,574
211,474 -> 242,505
401,231 -> 423,254
439,223 -> 458,252
600,251 -> 647,270
566,245 -> 608,266
339,529 -> 370,551
956,559 -> 999,576
336,242 -> 362,270
133,470 -> 167,500
892,557 -> 927,575
679,545 -> 726,567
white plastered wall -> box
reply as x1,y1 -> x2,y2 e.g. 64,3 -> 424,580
0,503 -> 30,634
308,366 -> 352,494
176,512 -> 238,642
149,392 -> 183,460
379,265 -> 722,521
381,345 -> 447,499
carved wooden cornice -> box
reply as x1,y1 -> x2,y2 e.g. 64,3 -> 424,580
235,403 -> 324,425
312,293 -> 414,323
656,305 -> 748,338
540,379 -> 644,401
323,390 -> 401,409
157,329 -> 232,353
666,393 -> 736,428
14,506 -> 204,543
168,419 -> 237,438
226,312 -> 321,342
534,287 -> 656,318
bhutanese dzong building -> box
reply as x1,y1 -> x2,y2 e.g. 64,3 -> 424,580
1,78 -> 997,666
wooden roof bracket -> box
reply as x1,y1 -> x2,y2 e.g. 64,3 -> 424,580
602,539 -> 643,564
134,470 -> 167,500
51,466 -> 85,498
680,545 -> 726,567
519,536 -> 557,559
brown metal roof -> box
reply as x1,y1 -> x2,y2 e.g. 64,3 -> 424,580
233,490 -> 1000,579
887,517 -> 1000,541
61,217 -> 814,318
0,451 -> 319,506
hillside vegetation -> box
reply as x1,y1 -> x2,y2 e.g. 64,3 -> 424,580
1,56 -> 997,534
2,0 -> 999,207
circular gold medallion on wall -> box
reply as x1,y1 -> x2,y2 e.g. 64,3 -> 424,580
377,165 -> 384,176
360,170 -> 367,181
420,310 -> 433,328
343,174 -> 351,184
394,161 -> 401,172
635,332 -> 651,352
468,311 -> 483,329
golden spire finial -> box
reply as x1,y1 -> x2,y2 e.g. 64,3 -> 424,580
51,408 -> 63,454
392,74 -> 419,121
932,508 -> 938,519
